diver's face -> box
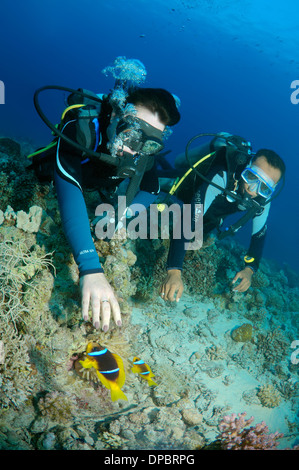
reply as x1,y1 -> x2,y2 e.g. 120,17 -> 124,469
243,156 -> 281,198
108,105 -> 165,156
134,105 -> 165,132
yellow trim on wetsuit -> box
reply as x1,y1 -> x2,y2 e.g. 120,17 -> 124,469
27,104 -> 86,160
244,255 -> 255,263
157,151 -> 216,212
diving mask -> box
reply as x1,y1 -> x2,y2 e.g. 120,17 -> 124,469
241,165 -> 276,199
115,117 -> 164,156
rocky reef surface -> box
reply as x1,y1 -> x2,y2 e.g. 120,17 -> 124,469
0,137 -> 298,450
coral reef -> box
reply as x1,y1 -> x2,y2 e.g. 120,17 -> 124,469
0,237 -> 54,329
257,328 -> 290,368
0,137 -> 41,212
183,244 -> 225,299
231,323 -> 253,342
217,412 -> 284,450
0,322 -> 36,408
0,137 -> 298,450
257,384 -> 282,408
37,391 -> 76,425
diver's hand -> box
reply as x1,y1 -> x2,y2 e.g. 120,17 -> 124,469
160,269 -> 184,302
80,273 -> 122,331
232,267 -> 253,292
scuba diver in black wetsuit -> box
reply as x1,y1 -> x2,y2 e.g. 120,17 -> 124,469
158,133 -> 286,302
30,58 -> 180,332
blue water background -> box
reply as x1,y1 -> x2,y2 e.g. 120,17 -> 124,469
0,0 -> 298,272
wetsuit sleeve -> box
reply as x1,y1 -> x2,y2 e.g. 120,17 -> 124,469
166,170 -> 223,271
54,119 -> 103,277
244,203 -> 270,272
166,234 -> 187,271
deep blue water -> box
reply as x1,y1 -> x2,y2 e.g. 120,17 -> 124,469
0,0 -> 298,272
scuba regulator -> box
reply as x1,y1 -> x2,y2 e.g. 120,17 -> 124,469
32,84 -> 155,207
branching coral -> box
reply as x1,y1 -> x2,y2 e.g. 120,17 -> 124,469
276,380 -> 299,400
0,239 -> 55,409
0,321 -> 36,408
257,328 -> 289,367
205,345 -> 228,361
217,412 -> 283,450
0,239 -> 54,331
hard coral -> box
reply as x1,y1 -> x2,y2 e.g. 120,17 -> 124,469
0,238 -> 54,330
251,271 -> 270,289
231,323 -> 253,342
218,412 -> 283,450
257,328 -> 289,367
37,391 -> 76,425
0,322 -> 36,408
183,245 -> 223,299
257,384 -> 282,408
0,137 -> 40,212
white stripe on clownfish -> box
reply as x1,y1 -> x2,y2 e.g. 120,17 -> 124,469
88,348 -> 108,356
133,358 -> 145,365
99,367 -> 120,374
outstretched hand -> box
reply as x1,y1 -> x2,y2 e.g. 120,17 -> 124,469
80,272 -> 122,331
232,267 -> 254,292
160,269 -> 184,302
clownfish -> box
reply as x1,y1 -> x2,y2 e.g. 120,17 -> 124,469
79,342 -> 127,401
131,357 -> 158,387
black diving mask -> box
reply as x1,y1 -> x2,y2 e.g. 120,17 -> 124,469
115,117 -> 164,156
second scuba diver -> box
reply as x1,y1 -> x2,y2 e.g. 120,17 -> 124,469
159,132 -> 286,302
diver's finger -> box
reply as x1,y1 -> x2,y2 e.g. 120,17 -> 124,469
160,284 -> 166,299
100,299 -> 111,332
91,295 -> 101,329
167,285 -> 177,302
81,291 -> 90,322
162,283 -> 170,299
232,272 -> 241,284
233,281 -> 242,292
176,284 -> 184,302
233,279 -> 247,292
110,298 -> 122,327
239,281 -> 250,292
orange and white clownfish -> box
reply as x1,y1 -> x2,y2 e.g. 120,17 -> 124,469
131,357 -> 158,387
79,342 -> 127,401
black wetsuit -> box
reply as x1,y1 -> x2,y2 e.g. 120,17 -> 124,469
54,109 -> 160,277
166,163 -> 270,273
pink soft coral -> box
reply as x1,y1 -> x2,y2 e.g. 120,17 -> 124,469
218,412 -> 283,450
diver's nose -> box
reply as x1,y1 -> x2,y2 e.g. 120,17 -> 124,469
248,182 -> 258,193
